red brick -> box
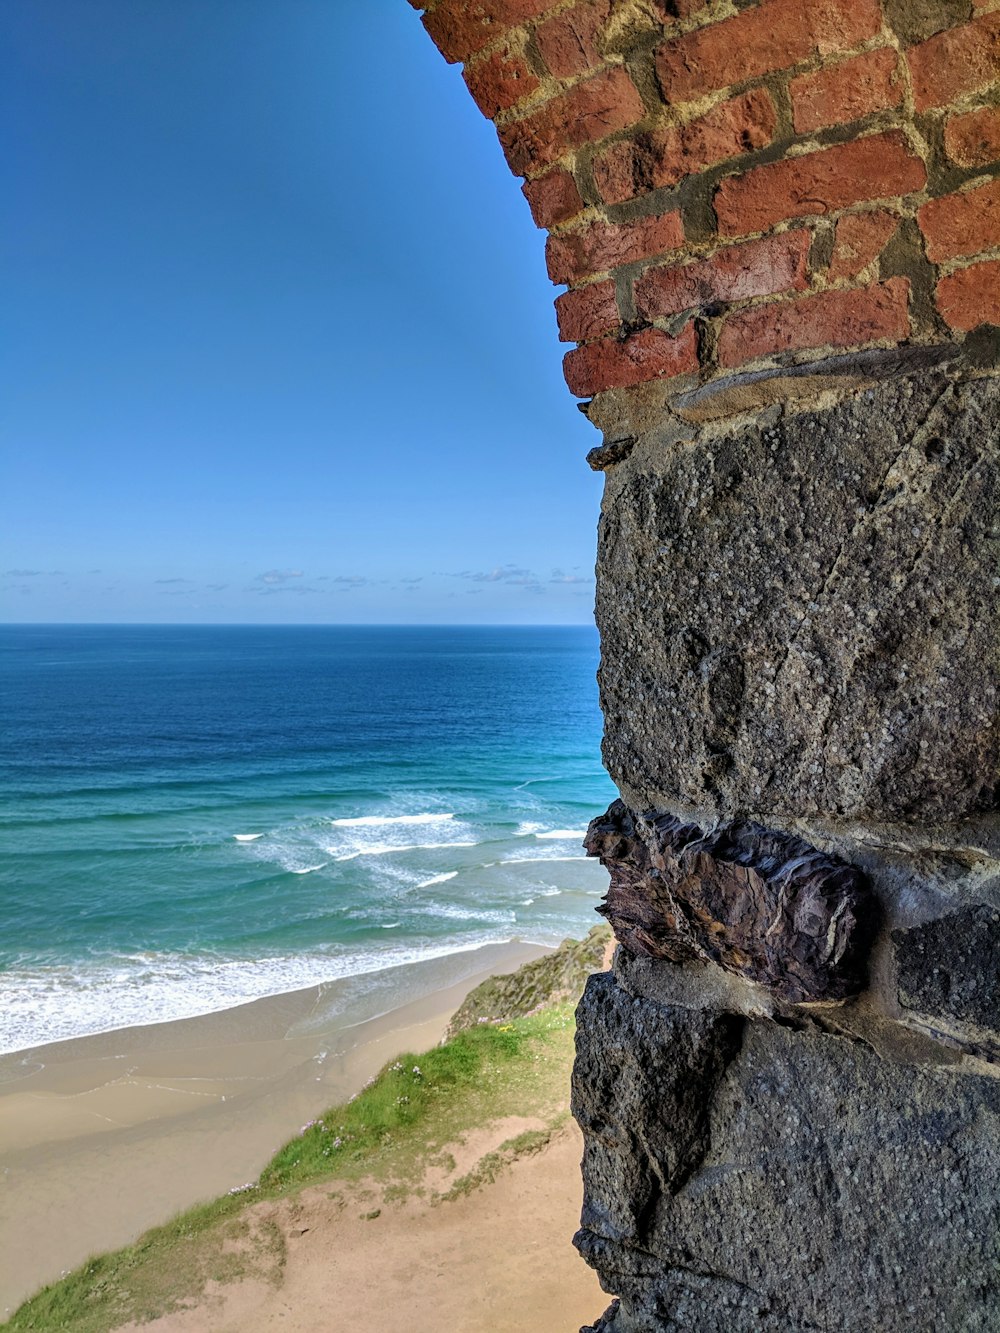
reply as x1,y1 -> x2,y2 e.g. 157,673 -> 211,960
715,132 -> 927,237
935,259 -> 1000,330
563,324 -> 699,395
944,104 -> 1000,167
499,66 -> 646,177
464,47 -> 540,119
423,0 -> 556,64
535,0 -> 611,79
594,88 -> 777,204
655,0 -> 882,104
554,278 -> 620,341
717,278 -> 910,367
635,230 -> 811,319
522,167 -> 584,227
546,211 -> 685,284
917,177 -> 1000,262
790,47 -> 902,134
828,210 -> 899,280
907,12 -> 1000,113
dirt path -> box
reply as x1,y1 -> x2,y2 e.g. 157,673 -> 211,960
120,1120 -> 603,1332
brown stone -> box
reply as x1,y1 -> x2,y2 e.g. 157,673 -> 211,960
555,278 -> 620,342
585,799 -> 875,1002
634,230 -> 810,320
717,279 -> 911,367
563,324 -> 698,396
546,211 -> 685,285
828,209 -> 900,280
944,104 -> 1000,167
593,87 -> 778,206
498,66 -> 646,177
534,0 -> 611,79
655,0 -> 882,104
906,11 -> 1000,112
423,0 -> 555,64
463,46 -> 539,119
790,46 -> 904,134
918,176 -> 1000,262
521,166 -> 584,227
714,132 -> 927,237
935,258 -> 1000,329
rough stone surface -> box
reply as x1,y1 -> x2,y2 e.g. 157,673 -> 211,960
584,799 -> 875,1002
571,973 -> 744,1248
935,259 -> 1000,332
596,368 -> 1000,822
574,969 -> 1000,1332
894,904 -> 1000,1040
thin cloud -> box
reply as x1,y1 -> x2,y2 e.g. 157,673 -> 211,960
154,577 -> 194,585
255,569 -> 304,585
443,564 -> 537,585
256,584 -> 321,596
4,568 -> 62,577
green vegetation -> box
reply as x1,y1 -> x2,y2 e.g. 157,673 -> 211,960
439,1122 -> 562,1202
4,929 -> 611,1333
447,923 -> 610,1036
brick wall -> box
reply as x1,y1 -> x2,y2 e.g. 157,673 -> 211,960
414,0 -> 1000,400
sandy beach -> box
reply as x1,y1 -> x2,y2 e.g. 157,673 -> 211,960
0,940 -> 548,1316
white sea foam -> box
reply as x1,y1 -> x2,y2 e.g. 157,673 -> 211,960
0,936 -> 520,1056
289,864 -> 327,875
233,833 -> 264,842
329,812 -> 454,828
415,871 -> 459,889
423,904 -> 517,925
501,855 -> 591,865
334,841 -> 476,861
539,887 -> 562,897
535,828 -> 588,840
515,821 -> 546,836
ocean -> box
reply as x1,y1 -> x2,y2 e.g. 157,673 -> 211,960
0,624 -> 616,1054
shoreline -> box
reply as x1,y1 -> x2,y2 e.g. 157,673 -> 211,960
0,933 -> 562,1060
0,938 -> 547,1314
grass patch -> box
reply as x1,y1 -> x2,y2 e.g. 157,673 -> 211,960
437,1121 -> 562,1203
447,924 -> 610,1036
5,1005 -> 578,1332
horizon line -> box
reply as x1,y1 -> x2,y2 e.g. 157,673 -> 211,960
0,620 -> 598,629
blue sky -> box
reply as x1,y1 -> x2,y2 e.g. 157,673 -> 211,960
3,1 -> 598,624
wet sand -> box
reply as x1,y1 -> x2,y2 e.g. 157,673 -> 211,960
0,940 -> 546,1315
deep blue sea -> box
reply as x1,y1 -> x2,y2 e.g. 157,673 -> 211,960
0,625 -> 616,1054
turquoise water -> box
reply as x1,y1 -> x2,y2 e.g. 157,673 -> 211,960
0,625 -> 616,1053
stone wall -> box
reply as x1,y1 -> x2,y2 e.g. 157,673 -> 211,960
415,0 -> 999,1326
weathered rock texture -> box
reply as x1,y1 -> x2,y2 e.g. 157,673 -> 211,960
596,367 -> 1000,824
414,0 -> 1000,1327
584,800 -> 874,1002
574,963 -> 1000,1333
